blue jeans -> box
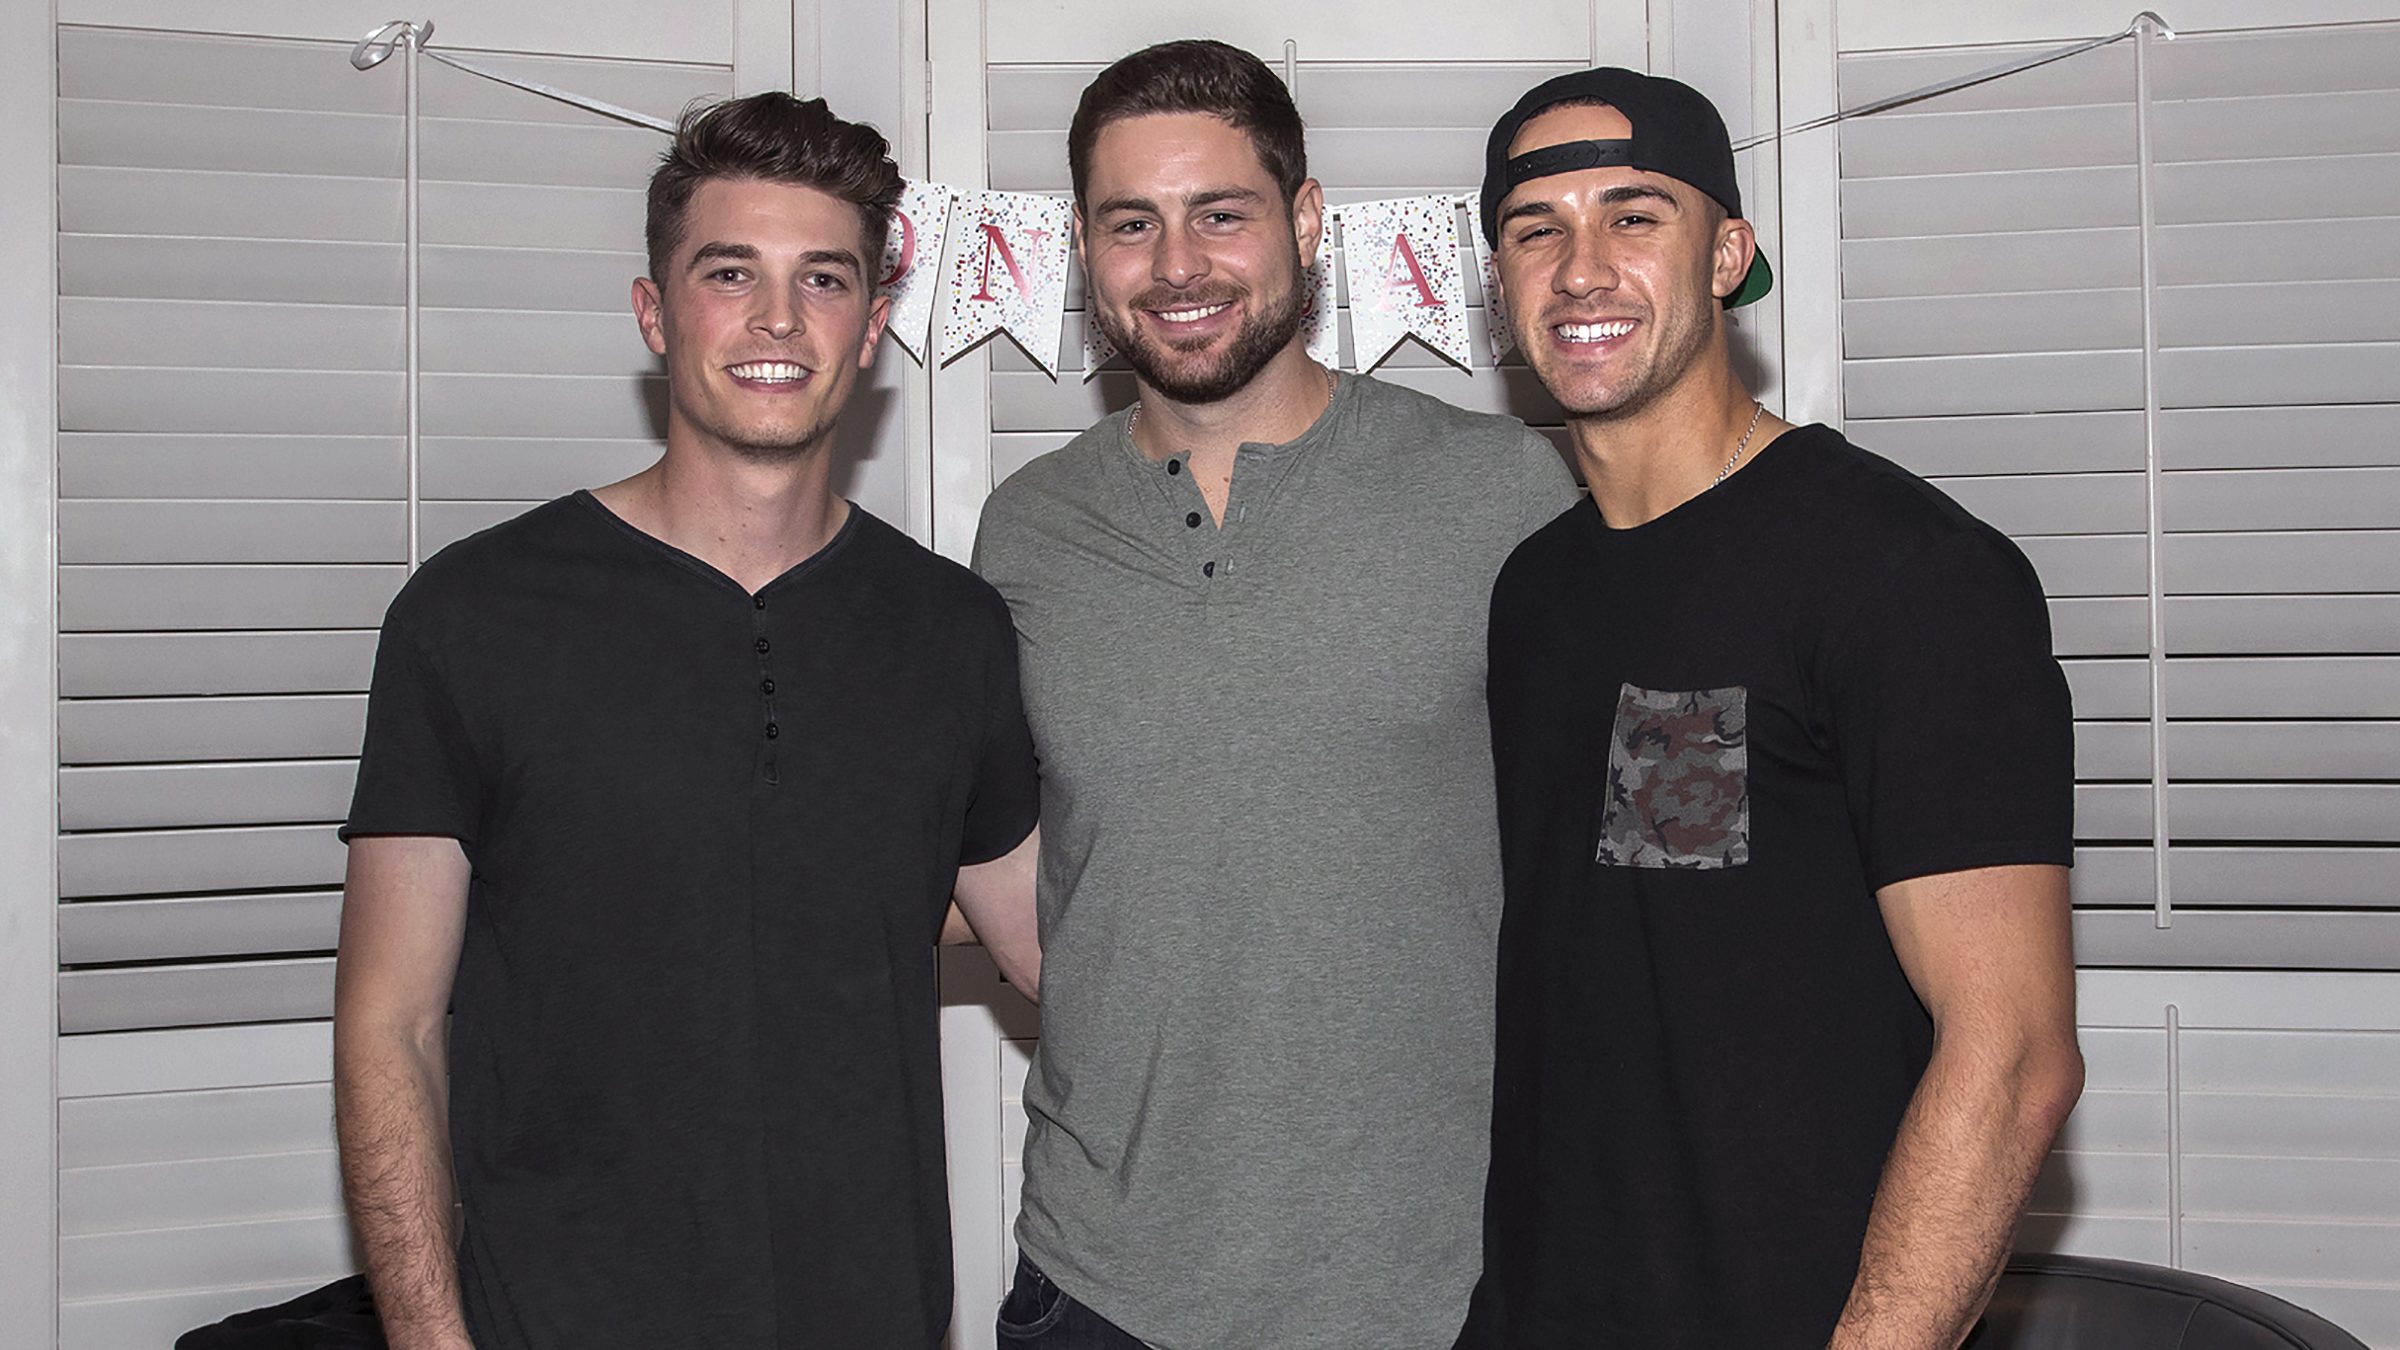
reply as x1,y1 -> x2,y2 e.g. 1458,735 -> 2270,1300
995,1255 -> 1154,1348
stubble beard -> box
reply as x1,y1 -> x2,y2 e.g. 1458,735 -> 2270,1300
1528,271 -> 1719,424
1093,261 -> 1308,405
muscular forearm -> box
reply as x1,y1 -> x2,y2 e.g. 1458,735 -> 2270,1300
1827,1033 -> 2083,1350
335,1025 -> 473,1350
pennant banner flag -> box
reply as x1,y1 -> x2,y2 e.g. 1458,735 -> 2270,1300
880,179 -> 952,362
939,190 -> 1075,374
1081,287 -> 1118,383
1336,195 -> 1472,372
1301,249 -> 1341,369
1468,210 -> 1514,363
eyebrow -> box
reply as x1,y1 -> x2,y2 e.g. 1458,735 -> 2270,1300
1498,182 -> 1683,229
1091,185 -> 1269,217
685,242 -> 864,277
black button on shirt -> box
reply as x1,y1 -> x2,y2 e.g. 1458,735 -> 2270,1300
342,495 -> 1039,1350
1166,459 -> 1182,475
1185,512 -> 1203,528
755,636 -> 771,654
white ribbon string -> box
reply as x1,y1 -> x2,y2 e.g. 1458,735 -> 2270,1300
1731,11 -> 2175,151
352,20 -> 676,133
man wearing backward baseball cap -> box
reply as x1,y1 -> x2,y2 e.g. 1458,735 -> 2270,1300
1454,69 -> 2086,1349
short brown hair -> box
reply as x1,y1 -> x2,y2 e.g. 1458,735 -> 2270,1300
1068,40 -> 1307,208
645,92 -> 904,284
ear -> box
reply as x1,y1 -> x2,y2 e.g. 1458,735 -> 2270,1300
856,291 -> 892,369
632,275 -> 668,357
1290,178 -> 1326,270
1711,215 -> 1757,303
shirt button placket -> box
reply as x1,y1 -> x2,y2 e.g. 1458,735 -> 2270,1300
753,599 -> 779,782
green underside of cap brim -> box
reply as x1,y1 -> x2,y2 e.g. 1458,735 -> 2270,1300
1724,250 -> 1773,308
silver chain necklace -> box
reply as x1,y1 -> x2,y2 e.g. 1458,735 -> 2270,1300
1711,400 -> 1766,489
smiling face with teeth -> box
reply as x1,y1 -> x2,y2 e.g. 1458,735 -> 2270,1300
632,177 -> 890,464
1078,112 -> 1323,405
1492,102 -> 1756,424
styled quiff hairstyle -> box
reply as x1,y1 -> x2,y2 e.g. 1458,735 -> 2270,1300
1068,39 -> 1308,208
644,92 -> 905,286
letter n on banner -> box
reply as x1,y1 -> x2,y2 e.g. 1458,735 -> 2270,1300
881,179 -> 952,363
1337,195 -> 1472,372
939,190 -> 1073,375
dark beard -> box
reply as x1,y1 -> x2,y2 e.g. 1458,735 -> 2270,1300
1093,270 -> 1307,405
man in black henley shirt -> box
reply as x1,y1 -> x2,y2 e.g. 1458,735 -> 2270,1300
332,94 -> 1040,1350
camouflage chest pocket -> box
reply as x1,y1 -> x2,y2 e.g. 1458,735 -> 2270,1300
1595,683 -> 1751,869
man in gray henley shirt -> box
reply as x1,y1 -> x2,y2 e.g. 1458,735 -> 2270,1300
972,40 -> 1579,1350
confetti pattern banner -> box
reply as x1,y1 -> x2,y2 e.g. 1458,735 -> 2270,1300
1301,249 -> 1340,369
939,190 -> 1074,374
880,179 -> 952,363
1337,196 -> 1473,372
1080,285 -> 1118,384
1469,219 -> 1515,363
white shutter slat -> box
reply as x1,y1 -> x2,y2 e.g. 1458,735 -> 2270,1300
419,115 -> 674,192
2073,847 -> 2158,905
2161,468 -> 2400,532
985,63 -> 1588,133
990,126 -> 1489,194
59,29 -> 397,114
64,1282 -> 332,1350
59,566 -> 405,632
1843,289 -> 2142,358
2049,1087 -> 2168,1153
2152,90 -> 2400,164
1836,104 -> 2133,179
421,501 -> 541,555
2172,785 -> 2400,844
2076,911 -> 2400,968
2156,155 -> 2400,226
59,235 -> 405,306
58,98 -> 400,178
2166,657 -> 2400,719
1840,167 -> 2136,240
2184,1092 -> 2400,1161
2180,1217 -> 2400,1288
2077,721 -> 2152,779
2081,1026 -> 2169,1090
58,1082 -> 336,1169
59,1022 -> 331,1097
2063,659 -> 2152,718
2163,405 -> 2400,470
59,761 -> 357,832
2167,722 -> 2400,780
2180,1027 -> 2400,1091
61,694 -> 366,763
58,501 -> 406,566
421,438 -> 659,500
2161,343 -> 2400,409
420,308 -> 655,376
2052,597 -> 2148,655
2156,217 -> 2400,287
1847,350 -> 2144,418
2168,596 -> 2400,654
418,245 -> 646,314
2148,23 -> 2400,100
418,51 -> 726,126
2030,1149 -> 2169,1215
59,826 -> 345,900
1929,473 -> 2147,539
60,1212 -> 355,1303
61,1149 -> 342,1237
59,957 -> 338,1035
1840,228 -> 2142,300
62,435 -> 404,501
2163,531 -> 2400,594
2074,784 -> 2154,839
2156,279 -> 2400,347
59,632 -> 378,698
59,893 -> 344,964
1838,42 -> 2132,115
1851,412 -> 2148,476
421,181 -> 646,251
60,166 -> 400,243
59,368 -> 404,436
61,298 -> 404,373
2015,1214 -> 2172,1266
419,373 -> 663,441
2172,847 -> 2400,907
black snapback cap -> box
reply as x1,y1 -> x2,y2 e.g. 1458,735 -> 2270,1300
1481,67 -> 1772,308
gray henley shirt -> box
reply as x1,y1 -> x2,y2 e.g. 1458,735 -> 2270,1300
973,370 -> 1579,1350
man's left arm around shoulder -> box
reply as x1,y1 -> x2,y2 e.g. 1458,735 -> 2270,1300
1829,862 -> 2085,1350
941,825 -> 1042,1001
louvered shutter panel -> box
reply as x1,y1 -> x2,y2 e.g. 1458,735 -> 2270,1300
1838,21 -> 2400,1345
53,28 -> 726,1346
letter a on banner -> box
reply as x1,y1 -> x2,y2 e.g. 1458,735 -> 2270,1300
939,190 -> 1074,375
880,179 -> 952,363
1338,196 -> 1472,372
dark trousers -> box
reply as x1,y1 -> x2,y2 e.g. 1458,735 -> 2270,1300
996,1255 -> 1154,1348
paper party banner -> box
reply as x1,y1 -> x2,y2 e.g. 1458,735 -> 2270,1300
1300,248 -> 1341,369
1468,213 -> 1514,363
1337,195 -> 1472,372
938,190 -> 1075,374
879,179 -> 952,362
